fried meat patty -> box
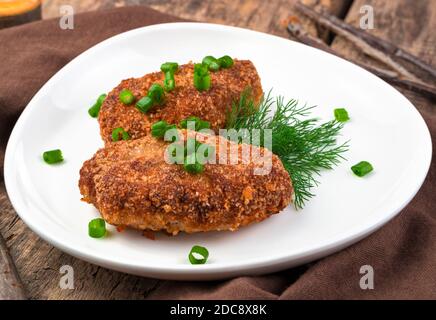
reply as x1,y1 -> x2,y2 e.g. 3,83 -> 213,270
98,60 -> 262,144
79,131 -> 293,234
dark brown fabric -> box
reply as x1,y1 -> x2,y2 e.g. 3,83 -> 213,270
0,6 -> 435,300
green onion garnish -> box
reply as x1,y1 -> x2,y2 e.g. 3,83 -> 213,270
179,116 -> 210,131
151,120 -> 176,139
193,63 -> 211,91
136,96 -> 153,113
88,93 -> 107,118
194,63 -> 209,76
111,127 -> 130,142
151,120 -> 168,138
202,56 -> 220,71
161,62 -> 178,92
164,71 -> 175,92
334,108 -> 350,122
218,55 -> 234,68
148,83 -> 165,105
188,245 -> 209,264
88,218 -> 106,238
42,149 -> 63,164
184,153 -> 204,174
88,104 -> 100,118
97,93 -> 107,105
160,62 -> 178,73
351,161 -> 373,177
119,89 -> 135,105
136,83 -> 166,113
194,75 -> 211,91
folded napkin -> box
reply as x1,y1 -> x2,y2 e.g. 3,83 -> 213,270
0,6 -> 434,299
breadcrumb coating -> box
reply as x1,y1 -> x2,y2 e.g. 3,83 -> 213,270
98,60 -> 263,144
79,131 -> 293,235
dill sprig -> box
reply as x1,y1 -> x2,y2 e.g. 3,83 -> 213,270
226,89 -> 348,209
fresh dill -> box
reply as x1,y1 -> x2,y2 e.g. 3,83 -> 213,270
226,88 -> 348,209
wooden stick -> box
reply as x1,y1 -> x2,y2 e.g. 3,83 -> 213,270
287,22 -> 436,101
294,1 -> 420,81
287,22 -> 398,77
0,233 -> 26,300
294,1 -> 436,79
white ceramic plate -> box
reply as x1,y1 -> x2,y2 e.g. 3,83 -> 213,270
4,23 -> 432,280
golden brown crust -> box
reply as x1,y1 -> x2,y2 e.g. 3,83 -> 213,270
98,60 -> 263,144
79,131 -> 293,235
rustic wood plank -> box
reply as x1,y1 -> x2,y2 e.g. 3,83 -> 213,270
42,0 -> 352,39
331,0 -> 436,114
0,233 -> 26,299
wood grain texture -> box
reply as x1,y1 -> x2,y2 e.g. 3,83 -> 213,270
42,0 -> 351,39
332,0 -> 436,66
0,233 -> 26,299
1,0 -> 434,299
331,0 -> 436,113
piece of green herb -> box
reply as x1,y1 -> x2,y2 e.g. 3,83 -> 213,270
226,88 -> 348,209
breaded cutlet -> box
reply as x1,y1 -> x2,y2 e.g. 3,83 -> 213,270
98,60 -> 263,144
79,130 -> 293,235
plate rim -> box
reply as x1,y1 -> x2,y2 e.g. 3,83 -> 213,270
4,22 -> 433,280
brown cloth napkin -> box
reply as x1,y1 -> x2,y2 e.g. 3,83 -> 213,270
0,6 -> 435,299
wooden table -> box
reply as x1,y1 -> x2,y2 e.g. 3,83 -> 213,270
1,0 -> 434,299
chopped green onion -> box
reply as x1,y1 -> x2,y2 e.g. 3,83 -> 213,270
160,62 -> 178,73
88,103 -> 100,118
194,63 -> 211,91
179,116 -> 210,131
184,153 -> 204,174
164,71 -> 175,92
194,74 -> 211,91
148,83 -> 165,105
119,89 -> 135,105
334,108 -> 350,122
88,218 -> 106,238
202,56 -> 220,71
218,55 -> 234,68
179,116 -> 197,129
111,127 -> 130,142
196,120 -> 210,131
161,62 -> 178,91
135,84 -> 166,113
151,121 -> 167,137
351,161 -> 373,177
88,93 -> 107,118
136,96 -> 154,113
97,93 -> 107,105
42,149 -> 63,164
184,162 -> 204,175
151,120 -> 176,139
188,245 -> 209,264
194,63 -> 209,76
